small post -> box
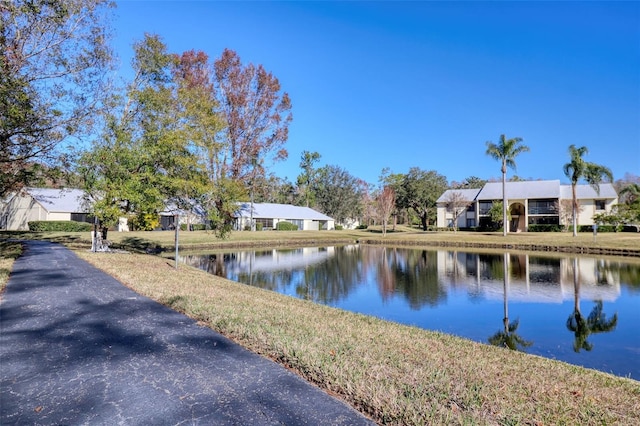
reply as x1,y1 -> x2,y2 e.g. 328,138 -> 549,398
92,215 -> 98,252
174,213 -> 179,269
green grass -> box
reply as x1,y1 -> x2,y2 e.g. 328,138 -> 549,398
75,250 -> 640,425
3,229 -> 640,424
2,227 -> 639,256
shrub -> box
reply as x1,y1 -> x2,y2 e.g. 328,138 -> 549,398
28,221 -> 92,232
275,221 -> 298,231
334,225 -> 343,231
129,213 -> 160,231
179,224 -> 207,231
356,224 -> 368,230
528,224 -> 564,232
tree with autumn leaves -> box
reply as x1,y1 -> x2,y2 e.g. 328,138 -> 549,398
78,34 -> 292,237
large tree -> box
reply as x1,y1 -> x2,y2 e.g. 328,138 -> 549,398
79,34 -> 208,236
213,49 -> 292,182
312,165 -> 365,226
562,145 -> 613,237
1,0 -> 114,197
396,167 -> 448,231
297,150 -> 321,207
485,134 -> 529,236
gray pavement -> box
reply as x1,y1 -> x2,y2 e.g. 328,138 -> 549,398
1,241 -> 374,425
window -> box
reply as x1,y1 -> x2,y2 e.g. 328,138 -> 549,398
466,218 -> 476,228
479,201 -> 493,215
255,218 -> 273,228
528,199 -> 558,215
595,200 -> 606,211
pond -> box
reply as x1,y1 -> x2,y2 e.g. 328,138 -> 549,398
178,245 -> 640,380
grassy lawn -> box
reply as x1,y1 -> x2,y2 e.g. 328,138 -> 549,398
74,250 -> 640,425
2,229 -> 640,424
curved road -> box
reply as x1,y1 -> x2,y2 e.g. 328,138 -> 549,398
1,241 -> 373,425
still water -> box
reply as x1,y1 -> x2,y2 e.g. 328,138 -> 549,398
179,245 -> 640,380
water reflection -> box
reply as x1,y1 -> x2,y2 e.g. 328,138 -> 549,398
487,253 -> 533,351
179,245 -> 639,379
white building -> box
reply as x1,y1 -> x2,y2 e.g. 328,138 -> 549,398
1,188 -> 90,230
436,180 -> 618,232
234,202 -> 335,231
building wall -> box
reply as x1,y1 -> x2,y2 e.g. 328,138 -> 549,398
1,194 -> 46,230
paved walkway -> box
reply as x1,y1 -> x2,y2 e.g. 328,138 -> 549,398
1,241 -> 374,425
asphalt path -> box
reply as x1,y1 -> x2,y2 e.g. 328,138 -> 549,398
1,241 -> 374,425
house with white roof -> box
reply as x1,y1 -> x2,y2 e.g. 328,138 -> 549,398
436,180 -> 618,232
1,188 -> 91,230
234,202 -> 335,231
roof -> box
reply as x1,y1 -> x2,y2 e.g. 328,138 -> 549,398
27,188 -> 88,213
560,183 -> 617,200
235,203 -> 334,221
477,180 -> 561,200
437,188 -> 482,203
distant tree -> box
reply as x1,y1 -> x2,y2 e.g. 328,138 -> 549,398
213,49 -> 292,181
297,150 -> 321,207
1,0 -> 115,197
444,191 -> 472,232
451,176 -> 487,189
559,199 -> 583,229
396,168 -> 448,231
485,134 -> 529,236
312,165 -> 365,225
563,145 -> 613,236
375,186 -> 396,236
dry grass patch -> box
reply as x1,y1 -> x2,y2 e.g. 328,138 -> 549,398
0,241 -> 22,296
76,250 -> 640,425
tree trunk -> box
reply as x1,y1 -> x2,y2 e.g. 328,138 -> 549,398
502,161 -> 508,237
572,183 -> 578,237
421,214 -> 428,231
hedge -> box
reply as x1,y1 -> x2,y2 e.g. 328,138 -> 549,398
28,221 -> 93,232
275,221 -> 298,231
528,224 -> 564,232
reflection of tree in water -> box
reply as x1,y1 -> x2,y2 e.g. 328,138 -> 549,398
566,258 -> 618,352
393,250 -> 445,309
292,246 -> 364,304
488,253 -> 532,351
567,300 -> 618,352
489,319 -> 532,351
180,253 -> 230,277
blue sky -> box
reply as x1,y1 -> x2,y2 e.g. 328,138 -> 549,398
112,1 -> 640,187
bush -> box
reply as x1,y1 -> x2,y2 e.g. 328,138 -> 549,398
356,224 -> 368,230
28,220 -> 93,232
179,223 -> 208,231
275,221 -> 298,231
528,224 -> 564,232
334,225 -> 343,230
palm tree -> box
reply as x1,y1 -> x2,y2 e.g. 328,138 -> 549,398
562,145 -> 613,237
488,253 -> 533,351
485,135 -> 529,236
620,182 -> 640,206
565,257 -> 618,352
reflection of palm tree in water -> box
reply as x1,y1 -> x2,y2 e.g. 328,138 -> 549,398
566,257 -> 618,352
488,253 -> 532,351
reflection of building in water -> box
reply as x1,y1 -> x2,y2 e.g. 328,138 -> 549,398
437,251 -> 620,303
181,246 -> 336,277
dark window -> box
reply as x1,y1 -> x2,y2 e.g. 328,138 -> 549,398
528,199 -> 558,215
70,213 -> 93,223
595,200 -> 606,210
466,218 -> 476,227
528,216 -> 559,225
479,201 -> 493,215
467,203 -> 475,212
